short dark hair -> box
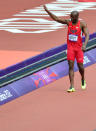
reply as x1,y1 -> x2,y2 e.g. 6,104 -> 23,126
71,11 -> 79,17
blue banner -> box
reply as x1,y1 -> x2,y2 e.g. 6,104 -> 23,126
0,47 -> 96,105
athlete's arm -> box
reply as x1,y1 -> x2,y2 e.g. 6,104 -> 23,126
43,5 -> 69,25
81,21 -> 89,51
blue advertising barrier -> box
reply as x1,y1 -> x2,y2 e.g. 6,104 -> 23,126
0,33 -> 96,105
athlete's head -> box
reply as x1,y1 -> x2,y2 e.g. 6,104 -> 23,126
70,11 -> 79,24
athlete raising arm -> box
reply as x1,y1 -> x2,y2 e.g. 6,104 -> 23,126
44,5 -> 89,92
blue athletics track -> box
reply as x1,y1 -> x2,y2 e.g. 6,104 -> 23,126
0,0 -> 96,131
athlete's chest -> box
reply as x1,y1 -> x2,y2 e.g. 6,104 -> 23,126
68,24 -> 81,34
68,22 -> 82,42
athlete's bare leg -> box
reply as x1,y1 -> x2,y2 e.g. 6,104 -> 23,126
77,63 -> 85,81
77,62 -> 87,89
68,60 -> 74,88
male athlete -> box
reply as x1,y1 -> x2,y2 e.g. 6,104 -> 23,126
44,5 -> 89,92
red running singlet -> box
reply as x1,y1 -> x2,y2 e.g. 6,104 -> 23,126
67,20 -> 84,63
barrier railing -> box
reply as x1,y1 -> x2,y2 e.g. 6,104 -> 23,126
0,33 -> 96,87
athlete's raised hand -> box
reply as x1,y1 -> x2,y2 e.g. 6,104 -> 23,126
43,5 -> 48,11
43,5 -> 69,25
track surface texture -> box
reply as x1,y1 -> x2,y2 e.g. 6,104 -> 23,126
0,0 -> 96,131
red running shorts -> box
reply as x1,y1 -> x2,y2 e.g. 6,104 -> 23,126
67,46 -> 84,63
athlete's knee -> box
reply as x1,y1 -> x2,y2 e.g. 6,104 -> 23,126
69,65 -> 74,71
68,61 -> 74,70
77,63 -> 84,71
